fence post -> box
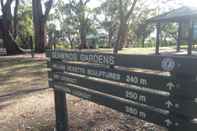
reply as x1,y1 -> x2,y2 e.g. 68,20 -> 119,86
54,89 -> 68,131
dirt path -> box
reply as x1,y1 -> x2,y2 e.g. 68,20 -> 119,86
0,55 -> 166,131
0,89 -> 55,131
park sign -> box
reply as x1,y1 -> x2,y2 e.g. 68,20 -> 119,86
48,49 -> 197,75
46,50 -> 197,131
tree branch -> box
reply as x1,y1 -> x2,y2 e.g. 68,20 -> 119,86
43,0 -> 53,22
5,0 -> 14,7
167,31 -> 178,41
0,0 -> 4,8
2,0 -> 13,29
84,0 -> 90,5
119,0 -> 124,18
2,0 -> 14,11
13,0 -> 19,39
125,0 -> 138,21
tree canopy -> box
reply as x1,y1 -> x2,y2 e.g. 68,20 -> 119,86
0,0 -> 188,55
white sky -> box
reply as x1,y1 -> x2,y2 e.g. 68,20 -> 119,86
183,0 -> 197,7
88,0 -> 103,8
88,0 -> 197,8
2,0 -> 197,15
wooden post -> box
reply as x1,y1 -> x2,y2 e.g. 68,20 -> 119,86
155,23 -> 161,55
54,89 -> 68,131
176,22 -> 181,52
188,19 -> 193,55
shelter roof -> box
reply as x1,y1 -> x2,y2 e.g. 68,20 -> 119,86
148,6 -> 197,23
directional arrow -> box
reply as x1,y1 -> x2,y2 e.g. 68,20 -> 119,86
48,78 -> 53,82
47,58 -> 51,61
164,119 -> 173,127
175,122 -> 179,126
165,100 -> 173,109
166,82 -> 175,91
174,104 -> 180,109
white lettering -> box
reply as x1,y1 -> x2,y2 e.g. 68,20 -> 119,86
125,106 -> 146,119
67,66 -> 86,74
139,95 -> 146,103
52,52 -> 77,61
125,91 -> 147,103
140,79 -> 148,86
126,75 -> 148,86
80,54 -> 115,65
52,64 -> 65,70
139,112 -> 146,119
125,106 -> 138,116
125,91 -> 138,100
60,76 -> 77,84
126,75 -> 138,84
87,69 -> 121,81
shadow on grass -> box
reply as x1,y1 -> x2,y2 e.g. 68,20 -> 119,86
0,58 -> 46,76
0,102 -> 13,110
1,60 -> 46,72
4,62 -> 46,76
0,58 -> 47,84
0,58 -> 38,66
0,88 -> 49,108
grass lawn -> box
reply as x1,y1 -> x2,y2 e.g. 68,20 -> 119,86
0,58 -> 47,94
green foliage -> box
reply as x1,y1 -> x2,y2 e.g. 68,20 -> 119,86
95,0 -> 157,48
16,5 -> 33,49
161,23 -> 178,44
47,0 -> 184,49
55,41 -> 70,49
48,0 -> 96,49
94,0 -> 119,47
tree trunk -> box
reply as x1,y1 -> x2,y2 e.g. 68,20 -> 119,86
78,1 -> 90,49
34,20 -> 46,53
68,34 -> 74,49
2,34 -> 23,55
142,32 -> 145,48
54,42 -> 56,49
32,0 -> 52,53
0,0 -> 23,55
79,24 -> 87,49
123,24 -> 129,48
113,0 -> 138,54
32,0 -> 46,53
0,21 -> 23,55
108,33 -> 112,48
13,0 -> 19,39
108,28 -> 113,48
114,19 -> 127,53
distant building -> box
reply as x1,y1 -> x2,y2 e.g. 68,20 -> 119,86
148,6 -> 197,55
86,33 -> 107,49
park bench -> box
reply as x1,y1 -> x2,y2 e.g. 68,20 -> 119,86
46,50 -> 197,131
0,48 -> 7,56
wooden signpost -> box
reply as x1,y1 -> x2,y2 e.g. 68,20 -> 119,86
46,50 -> 197,131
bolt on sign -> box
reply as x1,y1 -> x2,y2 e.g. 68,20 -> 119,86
46,50 -> 197,131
